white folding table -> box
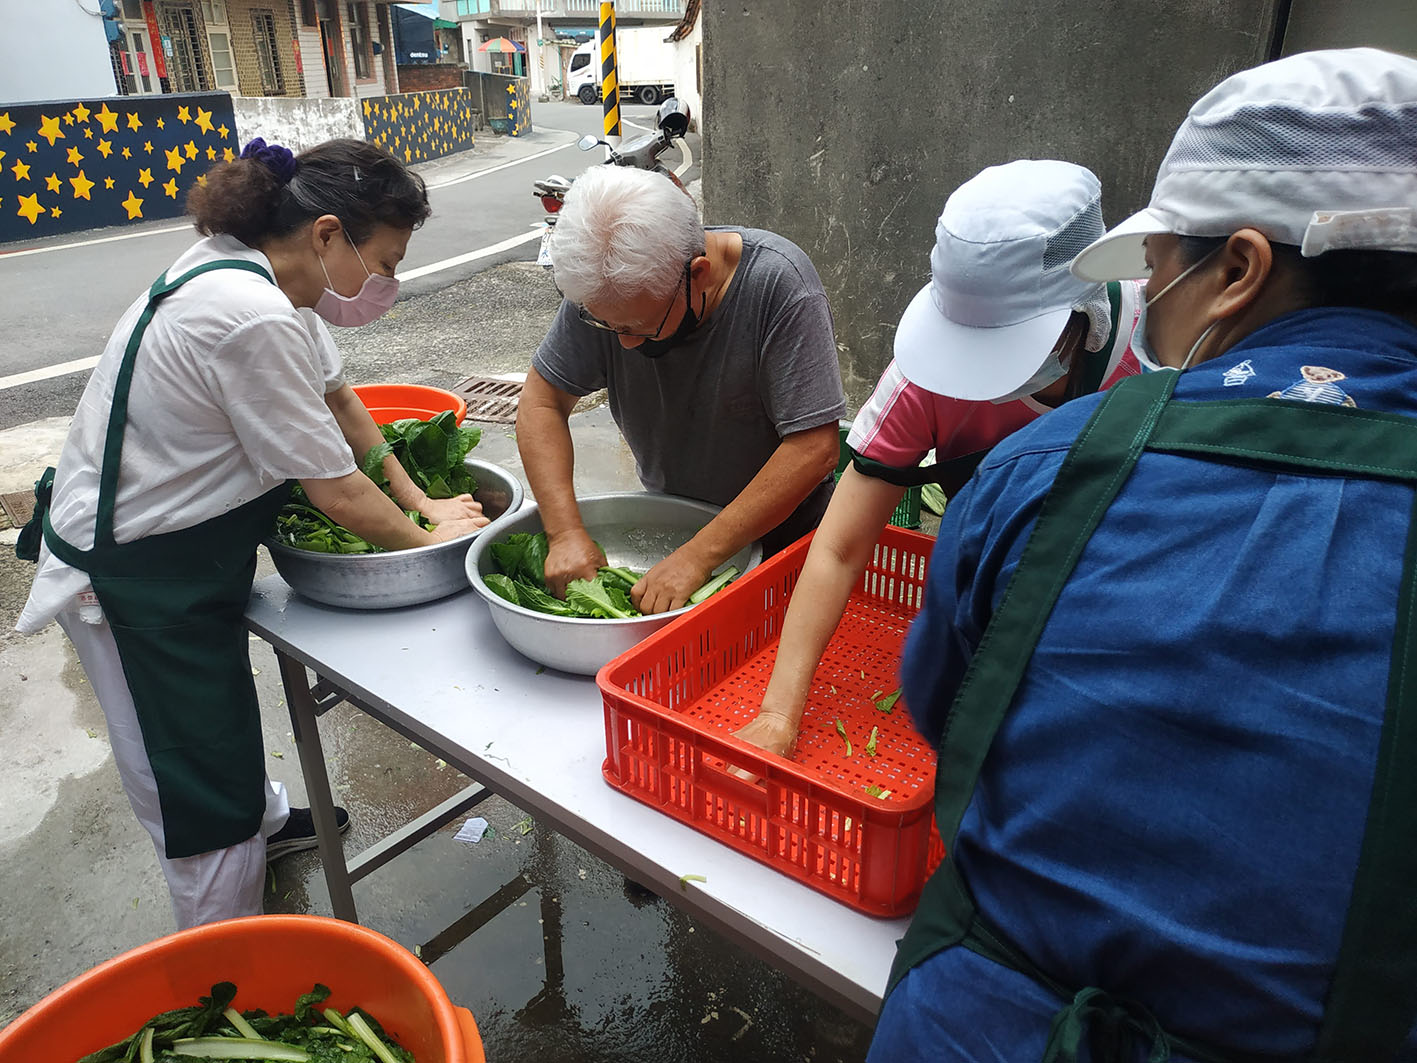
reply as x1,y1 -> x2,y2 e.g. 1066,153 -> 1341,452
245,576 -> 907,1024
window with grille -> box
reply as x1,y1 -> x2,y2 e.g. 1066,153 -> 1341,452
347,2 -> 371,80
251,9 -> 286,93
299,0 -> 317,26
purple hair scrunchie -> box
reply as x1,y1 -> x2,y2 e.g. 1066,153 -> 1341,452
239,137 -> 297,185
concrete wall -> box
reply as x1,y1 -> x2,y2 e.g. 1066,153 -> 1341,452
701,0 -> 1283,399
1279,0 -> 1417,57
0,0 -> 115,105
231,95 -> 363,154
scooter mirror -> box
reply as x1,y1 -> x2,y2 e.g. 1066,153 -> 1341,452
577,134 -> 602,152
655,98 -> 691,138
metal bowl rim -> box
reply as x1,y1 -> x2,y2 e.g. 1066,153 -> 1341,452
465,492 -> 752,627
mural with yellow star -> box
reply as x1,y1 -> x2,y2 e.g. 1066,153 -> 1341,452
0,92 -> 235,242
360,88 -> 480,165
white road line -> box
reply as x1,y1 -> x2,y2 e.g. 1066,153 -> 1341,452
0,356 -> 102,391
398,227 -> 543,281
1,229 -> 545,391
424,140 -> 578,190
675,136 -> 695,180
0,224 -> 192,261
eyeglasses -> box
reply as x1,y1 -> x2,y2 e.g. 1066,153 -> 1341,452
573,261 -> 691,339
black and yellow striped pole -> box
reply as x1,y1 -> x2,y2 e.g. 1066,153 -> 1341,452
599,1 -> 620,138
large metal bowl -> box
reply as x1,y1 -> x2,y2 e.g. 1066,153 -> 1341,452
265,458 -> 524,610
465,492 -> 763,676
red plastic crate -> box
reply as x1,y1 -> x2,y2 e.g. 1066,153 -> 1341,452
598,526 -> 946,917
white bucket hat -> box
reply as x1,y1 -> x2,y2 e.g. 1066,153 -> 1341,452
893,159 -> 1105,402
1072,47 -> 1417,283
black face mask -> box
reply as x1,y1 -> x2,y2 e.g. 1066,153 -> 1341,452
635,299 -> 702,359
635,263 -> 706,359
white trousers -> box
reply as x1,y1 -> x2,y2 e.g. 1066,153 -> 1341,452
58,607 -> 290,930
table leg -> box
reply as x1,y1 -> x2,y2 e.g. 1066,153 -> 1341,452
277,648 -> 359,922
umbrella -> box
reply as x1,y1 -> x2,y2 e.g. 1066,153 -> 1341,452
478,36 -> 526,53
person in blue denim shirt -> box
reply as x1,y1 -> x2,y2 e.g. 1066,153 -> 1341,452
872,47 -> 1417,1063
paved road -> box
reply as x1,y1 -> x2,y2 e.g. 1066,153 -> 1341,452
0,99 -> 691,431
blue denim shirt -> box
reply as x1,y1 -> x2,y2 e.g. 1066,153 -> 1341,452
874,308 -> 1417,1060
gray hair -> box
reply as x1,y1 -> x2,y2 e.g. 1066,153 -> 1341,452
550,166 -> 705,307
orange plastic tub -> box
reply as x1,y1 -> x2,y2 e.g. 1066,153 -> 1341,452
599,526 -> 946,917
0,914 -> 485,1063
354,383 -> 468,426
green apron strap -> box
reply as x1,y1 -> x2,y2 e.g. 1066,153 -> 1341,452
1313,489 -> 1417,1058
933,369 -> 1180,843
93,259 -> 273,549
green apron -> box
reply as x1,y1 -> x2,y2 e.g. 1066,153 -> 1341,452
886,369 -> 1417,1062
32,259 -> 291,860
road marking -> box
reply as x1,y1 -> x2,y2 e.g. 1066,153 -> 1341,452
424,141 -> 578,190
398,228 -> 544,281
675,136 -> 695,180
0,356 -> 102,391
0,224 -> 191,261
0,228 -> 544,391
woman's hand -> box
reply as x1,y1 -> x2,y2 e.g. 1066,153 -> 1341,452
420,493 -> 489,527
428,516 -> 491,543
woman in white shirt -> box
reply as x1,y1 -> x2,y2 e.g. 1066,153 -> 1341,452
14,137 -> 485,929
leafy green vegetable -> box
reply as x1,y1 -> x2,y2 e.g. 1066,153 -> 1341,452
274,411 -> 481,554
875,689 -> 902,714
485,535 -> 739,620
483,573 -> 522,606
75,983 -> 414,1063
921,482 -> 947,516
834,718 -> 852,757
688,565 -> 740,605
865,725 -> 880,757
566,578 -> 637,619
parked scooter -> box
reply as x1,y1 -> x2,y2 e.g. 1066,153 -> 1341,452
534,98 -> 692,268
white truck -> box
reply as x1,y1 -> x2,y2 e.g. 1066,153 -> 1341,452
566,26 -> 675,106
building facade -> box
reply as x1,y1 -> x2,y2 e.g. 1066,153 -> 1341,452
102,0 -> 400,100
438,0 -> 683,97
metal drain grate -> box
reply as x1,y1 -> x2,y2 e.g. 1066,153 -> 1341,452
0,490 -> 35,531
449,376 -> 524,423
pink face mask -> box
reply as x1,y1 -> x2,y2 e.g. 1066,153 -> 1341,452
315,234 -> 399,327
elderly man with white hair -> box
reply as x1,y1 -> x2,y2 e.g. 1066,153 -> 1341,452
516,165 -> 846,614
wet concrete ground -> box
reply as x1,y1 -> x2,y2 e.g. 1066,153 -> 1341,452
0,257 -> 882,1060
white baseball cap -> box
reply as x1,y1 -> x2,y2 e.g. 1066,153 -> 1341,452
893,159 -> 1105,401
1072,47 -> 1417,283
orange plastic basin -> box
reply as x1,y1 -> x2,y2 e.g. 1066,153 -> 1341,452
354,383 -> 468,426
0,914 -> 485,1063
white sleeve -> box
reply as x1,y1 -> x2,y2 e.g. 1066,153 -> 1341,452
297,308 -> 348,394
202,313 -> 357,482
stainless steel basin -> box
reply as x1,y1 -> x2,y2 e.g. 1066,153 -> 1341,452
265,458 -> 524,610
465,492 -> 763,676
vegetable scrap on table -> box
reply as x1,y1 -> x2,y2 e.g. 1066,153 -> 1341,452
274,412 -> 481,554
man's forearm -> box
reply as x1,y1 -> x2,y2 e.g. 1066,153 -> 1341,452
515,375 -> 586,538
684,424 -> 839,569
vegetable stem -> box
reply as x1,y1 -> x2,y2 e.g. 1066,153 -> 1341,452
345,1011 -> 403,1063
170,1038 -> 309,1060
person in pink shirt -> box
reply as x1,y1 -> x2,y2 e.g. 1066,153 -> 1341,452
734,159 -> 1143,760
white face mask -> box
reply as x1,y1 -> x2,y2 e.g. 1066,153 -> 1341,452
989,350 -> 1070,405
315,233 -> 399,327
1131,245 -> 1221,372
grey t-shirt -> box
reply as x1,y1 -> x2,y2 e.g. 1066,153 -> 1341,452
533,226 -> 846,555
